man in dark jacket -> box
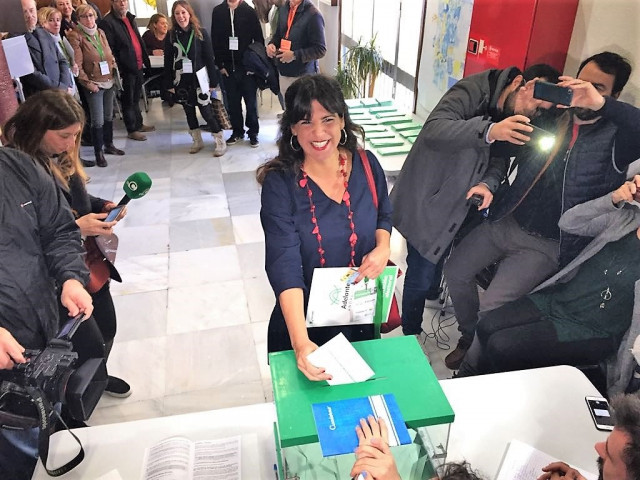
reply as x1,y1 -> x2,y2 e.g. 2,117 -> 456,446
266,0 -> 325,96
99,0 -> 155,141
390,66 -> 550,340
20,0 -> 73,97
0,147 -> 92,480
211,0 -> 264,147
444,52 -> 640,370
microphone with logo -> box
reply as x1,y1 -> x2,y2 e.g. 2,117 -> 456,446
117,172 -> 152,206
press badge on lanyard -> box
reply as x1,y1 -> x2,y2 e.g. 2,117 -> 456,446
280,4 -> 298,52
229,37 -> 238,50
99,61 -> 109,75
182,59 -> 193,73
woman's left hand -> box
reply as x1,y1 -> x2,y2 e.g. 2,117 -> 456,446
353,245 -> 390,283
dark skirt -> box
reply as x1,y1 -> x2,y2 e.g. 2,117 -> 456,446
266,303 -> 374,355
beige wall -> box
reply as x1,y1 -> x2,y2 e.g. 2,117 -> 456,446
564,0 -> 640,105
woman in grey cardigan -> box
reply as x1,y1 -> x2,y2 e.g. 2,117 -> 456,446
457,177 -> 640,395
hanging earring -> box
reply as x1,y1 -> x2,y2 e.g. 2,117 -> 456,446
339,128 -> 347,146
290,135 -> 301,152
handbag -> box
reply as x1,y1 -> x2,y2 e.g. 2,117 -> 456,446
210,86 -> 232,130
358,148 -> 403,336
84,234 -> 122,294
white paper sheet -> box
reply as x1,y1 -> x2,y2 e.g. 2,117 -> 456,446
196,67 -> 209,94
306,333 -> 374,385
495,440 -> 597,480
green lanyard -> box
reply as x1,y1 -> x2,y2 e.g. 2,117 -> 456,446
176,29 -> 194,58
83,32 -> 105,61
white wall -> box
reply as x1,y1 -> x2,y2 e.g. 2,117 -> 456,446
564,0 -> 640,106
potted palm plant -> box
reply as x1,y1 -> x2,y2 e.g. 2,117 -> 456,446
344,35 -> 383,98
335,60 -> 360,99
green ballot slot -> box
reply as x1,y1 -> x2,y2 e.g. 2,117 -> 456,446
269,336 -> 454,480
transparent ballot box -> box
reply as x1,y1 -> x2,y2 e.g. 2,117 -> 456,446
269,336 -> 454,479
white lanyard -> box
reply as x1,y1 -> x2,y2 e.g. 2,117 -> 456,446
230,8 -> 235,37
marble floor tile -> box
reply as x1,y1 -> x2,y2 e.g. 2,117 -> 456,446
168,245 -> 241,288
170,193 -> 230,222
109,252 -> 169,296
114,224 -> 170,259
162,382 -> 266,417
90,398 -> 165,426
100,336 -> 167,405
236,242 -> 266,279
243,275 -> 274,324
231,214 -> 265,244
170,217 -> 236,252
164,325 -> 262,395
166,280 -> 250,334
112,290 -> 168,342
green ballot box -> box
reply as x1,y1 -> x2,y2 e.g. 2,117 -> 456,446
269,336 -> 454,479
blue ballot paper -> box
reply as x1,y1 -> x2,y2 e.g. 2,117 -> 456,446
311,393 -> 411,457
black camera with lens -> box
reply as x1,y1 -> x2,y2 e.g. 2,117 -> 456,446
0,314 -> 107,429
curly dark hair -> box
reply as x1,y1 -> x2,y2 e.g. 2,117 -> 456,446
256,74 -> 364,184
437,461 -> 485,480
611,394 -> 640,479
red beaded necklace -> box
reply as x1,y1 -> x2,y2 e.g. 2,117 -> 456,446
299,153 -> 357,267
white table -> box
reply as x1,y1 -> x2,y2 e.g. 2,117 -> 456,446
32,403 -> 277,479
441,365 -> 608,478
33,366 -> 607,479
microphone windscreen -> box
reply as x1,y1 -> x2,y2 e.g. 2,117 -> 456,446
123,172 -> 152,200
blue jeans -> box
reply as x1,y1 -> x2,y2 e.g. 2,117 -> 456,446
401,242 -> 438,335
83,85 -> 115,128
0,426 -> 39,479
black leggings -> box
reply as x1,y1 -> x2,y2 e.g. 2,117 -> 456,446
59,282 -> 117,362
457,296 -> 617,377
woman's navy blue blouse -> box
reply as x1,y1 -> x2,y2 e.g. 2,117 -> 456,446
260,149 -> 393,299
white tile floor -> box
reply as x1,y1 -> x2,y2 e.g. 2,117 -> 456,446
85,91 -> 462,426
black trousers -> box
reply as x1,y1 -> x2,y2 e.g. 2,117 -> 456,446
182,102 -> 221,133
457,296 -> 617,377
59,282 -> 116,362
121,70 -> 144,133
223,71 -> 259,138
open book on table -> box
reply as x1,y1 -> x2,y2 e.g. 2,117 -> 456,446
306,266 -> 398,327
495,439 -> 597,480
141,435 -> 241,480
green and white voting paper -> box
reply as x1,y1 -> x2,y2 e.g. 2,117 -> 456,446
306,266 -> 398,327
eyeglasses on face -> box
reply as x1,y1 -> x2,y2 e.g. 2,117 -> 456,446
79,13 -> 95,18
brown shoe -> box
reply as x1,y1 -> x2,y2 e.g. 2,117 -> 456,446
127,131 -> 147,141
104,144 -> 125,156
96,151 -> 108,167
444,338 -> 471,370
139,124 -> 156,132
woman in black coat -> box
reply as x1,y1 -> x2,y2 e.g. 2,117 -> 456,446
164,0 -> 226,157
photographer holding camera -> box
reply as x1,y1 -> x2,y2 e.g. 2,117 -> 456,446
0,144 -> 93,479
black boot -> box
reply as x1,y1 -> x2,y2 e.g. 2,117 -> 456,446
92,126 -> 108,167
103,121 -> 124,155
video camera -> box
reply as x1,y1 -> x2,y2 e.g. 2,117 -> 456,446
0,314 -> 107,428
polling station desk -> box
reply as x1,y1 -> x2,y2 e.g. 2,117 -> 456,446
441,365 -> 609,478
33,365 -> 607,479
31,403 -> 277,479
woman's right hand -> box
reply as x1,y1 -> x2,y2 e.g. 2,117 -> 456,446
152,49 -> 163,56
294,339 -> 332,381
76,213 -> 116,237
88,82 -> 99,93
